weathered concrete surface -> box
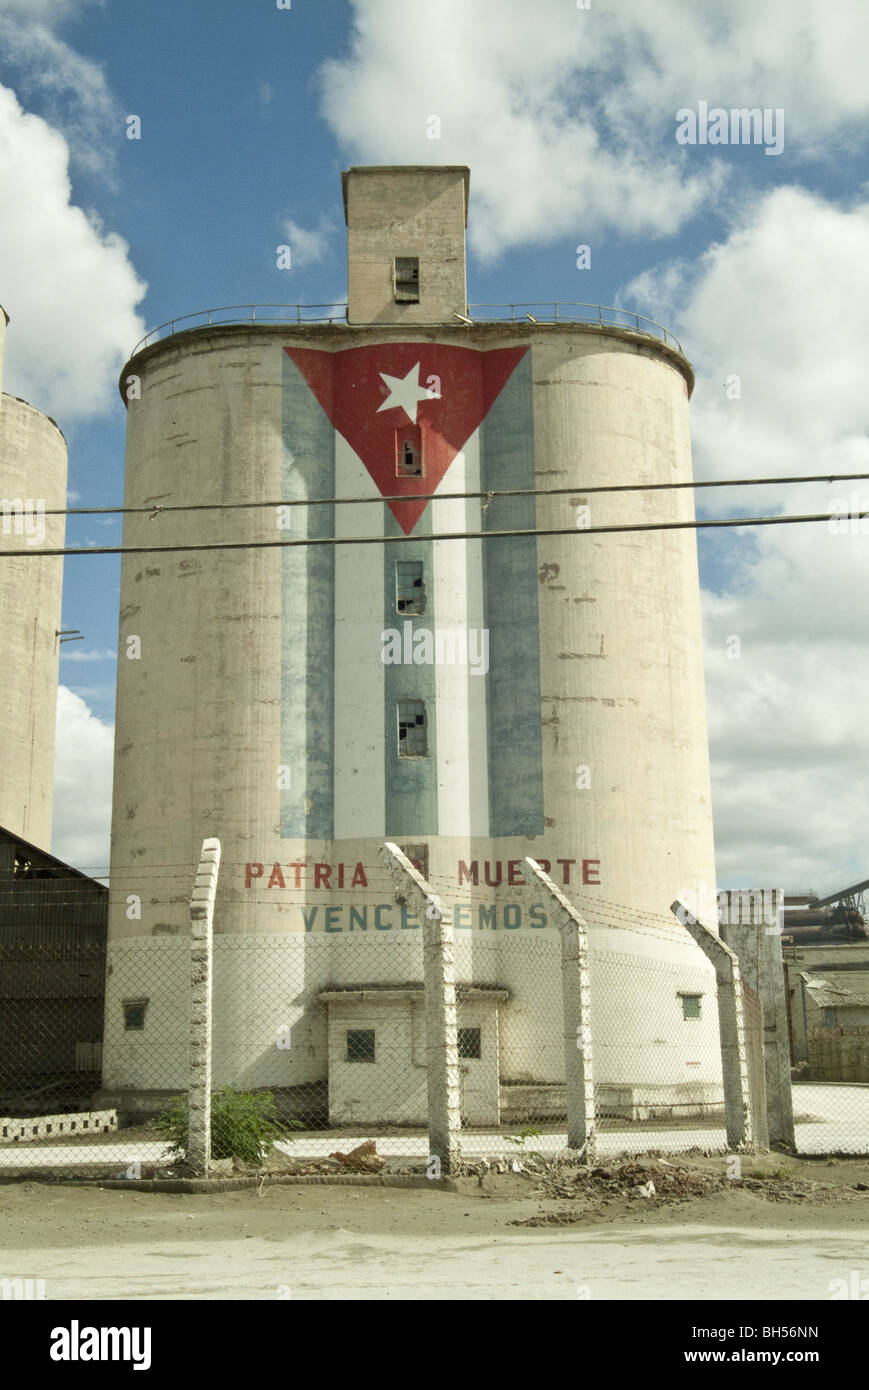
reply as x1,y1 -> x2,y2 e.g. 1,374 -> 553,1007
343,165 -> 469,324
720,893 -> 795,1147
523,858 -> 595,1155
0,371 -> 66,850
2,1210 -> 867,1302
672,901 -> 753,1149
188,838 -> 220,1177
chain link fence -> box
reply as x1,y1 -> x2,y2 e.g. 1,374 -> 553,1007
1,863 -> 867,1177
787,962 -> 869,1155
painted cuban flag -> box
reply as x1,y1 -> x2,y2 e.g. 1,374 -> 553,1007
279,342 -> 544,842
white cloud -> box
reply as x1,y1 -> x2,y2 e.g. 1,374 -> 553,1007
704,554 -> 869,892
280,217 -> 333,268
66,684 -> 115,702
59,647 -> 117,663
318,0 -> 720,258
0,84 -> 146,418
595,0 -> 869,156
0,7 -> 117,178
0,1 -> 101,15
52,685 -> 113,875
623,188 -> 869,889
626,188 -> 869,501
318,0 -> 869,259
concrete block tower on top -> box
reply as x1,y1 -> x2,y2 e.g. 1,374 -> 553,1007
344,165 -> 469,324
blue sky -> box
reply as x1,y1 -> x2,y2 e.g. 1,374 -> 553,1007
1,0 -> 868,890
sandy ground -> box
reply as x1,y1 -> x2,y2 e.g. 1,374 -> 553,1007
1,1152 -> 868,1300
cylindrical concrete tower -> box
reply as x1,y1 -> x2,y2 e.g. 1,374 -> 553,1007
102,168 -> 719,1127
0,305 -> 67,850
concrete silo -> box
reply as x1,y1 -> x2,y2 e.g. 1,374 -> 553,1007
101,168 -> 719,1128
0,305 -> 67,851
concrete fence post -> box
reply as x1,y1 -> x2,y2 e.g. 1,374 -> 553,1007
188,837 -> 221,1177
523,858 -> 596,1158
671,898 -> 754,1150
719,889 -> 795,1148
380,842 -> 461,1174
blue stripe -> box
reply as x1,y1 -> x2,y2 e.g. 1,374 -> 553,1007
479,351 -> 544,836
280,352 -> 335,838
383,507 -> 438,837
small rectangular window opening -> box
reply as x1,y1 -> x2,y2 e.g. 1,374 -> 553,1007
122,999 -> 148,1031
680,994 -> 702,1020
396,424 -> 423,477
398,700 -> 427,757
458,1027 -> 481,1059
399,843 -> 429,880
396,560 -> 425,615
394,256 -> 420,303
347,1029 -> 376,1063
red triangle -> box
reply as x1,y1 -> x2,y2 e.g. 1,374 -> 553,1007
285,343 -> 528,533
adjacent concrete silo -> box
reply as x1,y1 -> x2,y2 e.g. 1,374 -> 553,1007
101,168 -> 719,1127
0,305 -> 67,850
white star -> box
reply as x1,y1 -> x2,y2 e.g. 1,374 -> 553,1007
376,362 -> 431,424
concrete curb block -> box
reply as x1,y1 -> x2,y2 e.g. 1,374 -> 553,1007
88,1174 -> 460,1194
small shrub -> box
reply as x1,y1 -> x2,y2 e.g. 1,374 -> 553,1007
748,1163 -> 793,1182
505,1126 -> 542,1147
156,1087 -> 292,1166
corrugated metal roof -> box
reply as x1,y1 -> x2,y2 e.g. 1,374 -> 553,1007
802,972 -> 869,1008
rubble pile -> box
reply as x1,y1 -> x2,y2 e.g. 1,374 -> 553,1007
526,1158 -> 724,1210
508,1156 -> 847,1224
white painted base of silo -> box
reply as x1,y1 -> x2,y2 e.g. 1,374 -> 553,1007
98,928 -> 723,1126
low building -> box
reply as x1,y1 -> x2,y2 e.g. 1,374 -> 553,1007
801,973 -> 869,1030
0,825 -> 108,1116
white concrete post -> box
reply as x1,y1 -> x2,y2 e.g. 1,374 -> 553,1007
523,858 -> 596,1157
719,890 -> 795,1148
188,837 -> 221,1177
380,842 -> 461,1174
671,899 -> 754,1150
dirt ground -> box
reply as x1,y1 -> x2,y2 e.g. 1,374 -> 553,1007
1,1150 -> 868,1300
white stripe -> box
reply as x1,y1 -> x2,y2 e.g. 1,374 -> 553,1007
333,435 -> 385,837
432,430 -> 490,836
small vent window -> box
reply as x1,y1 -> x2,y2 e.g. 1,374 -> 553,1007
680,994 -> 702,1020
122,999 -> 148,1031
394,256 -> 420,303
347,1029 -> 376,1063
396,560 -> 425,615
458,1027 -> 481,1059
398,700 -> 427,757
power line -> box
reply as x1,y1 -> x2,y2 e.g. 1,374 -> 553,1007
35,469 -> 869,518
0,509 -> 863,558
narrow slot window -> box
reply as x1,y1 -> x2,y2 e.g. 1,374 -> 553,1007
394,256 -> 420,302
396,560 -> 425,615
397,700 -> 427,757
396,424 -> 423,477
